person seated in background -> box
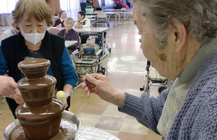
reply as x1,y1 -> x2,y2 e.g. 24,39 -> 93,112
0,0 -> 78,118
58,17 -> 81,54
74,11 -> 91,44
54,10 -> 67,28
74,11 -> 90,28
0,23 -> 19,42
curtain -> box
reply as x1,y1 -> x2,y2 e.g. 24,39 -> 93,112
0,0 -> 19,13
0,0 -> 80,19
98,0 -> 102,7
105,0 -> 114,8
60,0 -> 80,19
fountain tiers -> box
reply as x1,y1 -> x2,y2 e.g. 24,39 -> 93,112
5,58 -> 79,140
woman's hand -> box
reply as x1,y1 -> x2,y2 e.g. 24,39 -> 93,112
62,97 -> 68,109
0,76 -> 16,97
82,74 -> 125,108
62,84 -> 72,110
0,76 -> 24,104
13,88 -> 24,104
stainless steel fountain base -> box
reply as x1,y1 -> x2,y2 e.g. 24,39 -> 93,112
4,111 -> 80,140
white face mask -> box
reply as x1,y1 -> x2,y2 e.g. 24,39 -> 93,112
19,25 -> 46,45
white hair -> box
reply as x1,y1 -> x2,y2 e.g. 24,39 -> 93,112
64,17 -> 75,25
132,0 -> 217,46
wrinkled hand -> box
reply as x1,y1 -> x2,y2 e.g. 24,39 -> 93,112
62,98 -> 68,110
0,76 -> 24,104
1,76 -> 17,97
82,74 -> 111,100
82,74 -> 125,107
13,88 -> 24,104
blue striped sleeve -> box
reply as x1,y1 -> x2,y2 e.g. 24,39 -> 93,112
61,47 -> 78,88
0,45 -> 9,75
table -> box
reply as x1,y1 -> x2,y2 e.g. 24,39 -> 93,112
86,15 -> 97,22
105,12 -> 121,26
104,9 -> 131,21
75,126 -> 120,140
86,15 -> 97,19
74,27 -> 110,58
65,40 -> 78,48
74,27 -> 108,33
104,9 -> 131,12
0,26 -> 11,31
86,13 -> 97,16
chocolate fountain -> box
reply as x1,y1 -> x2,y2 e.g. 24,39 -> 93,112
4,58 -> 80,140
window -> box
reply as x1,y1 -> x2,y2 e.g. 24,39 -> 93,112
0,0 -> 19,13
60,0 -> 80,19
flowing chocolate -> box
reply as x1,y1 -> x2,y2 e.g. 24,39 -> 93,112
15,58 -> 65,140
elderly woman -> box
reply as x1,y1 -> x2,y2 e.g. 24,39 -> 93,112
57,17 -> 81,53
82,0 -> 217,139
0,0 -> 78,118
54,10 -> 67,28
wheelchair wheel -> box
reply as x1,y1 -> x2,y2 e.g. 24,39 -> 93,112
108,48 -> 111,53
140,86 -> 144,91
158,86 -> 167,93
102,67 -> 106,75
97,67 -> 106,75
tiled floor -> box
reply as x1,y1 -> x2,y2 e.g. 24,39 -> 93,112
0,20 -> 162,140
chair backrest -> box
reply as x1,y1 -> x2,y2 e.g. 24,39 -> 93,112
95,21 -> 109,28
94,11 -> 107,18
47,27 -> 61,35
0,14 -> 9,27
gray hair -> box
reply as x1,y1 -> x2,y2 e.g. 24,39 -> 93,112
132,0 -> 217,46
64,17 -> 75,25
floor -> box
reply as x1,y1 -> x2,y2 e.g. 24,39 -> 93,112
0,20 -> 162,140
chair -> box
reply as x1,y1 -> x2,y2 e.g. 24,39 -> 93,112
94,11 -> 108,21
94,21 -> 111,53
47,27 -> 61,35
73,43 -> 106,77
95,21 -> 110,28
